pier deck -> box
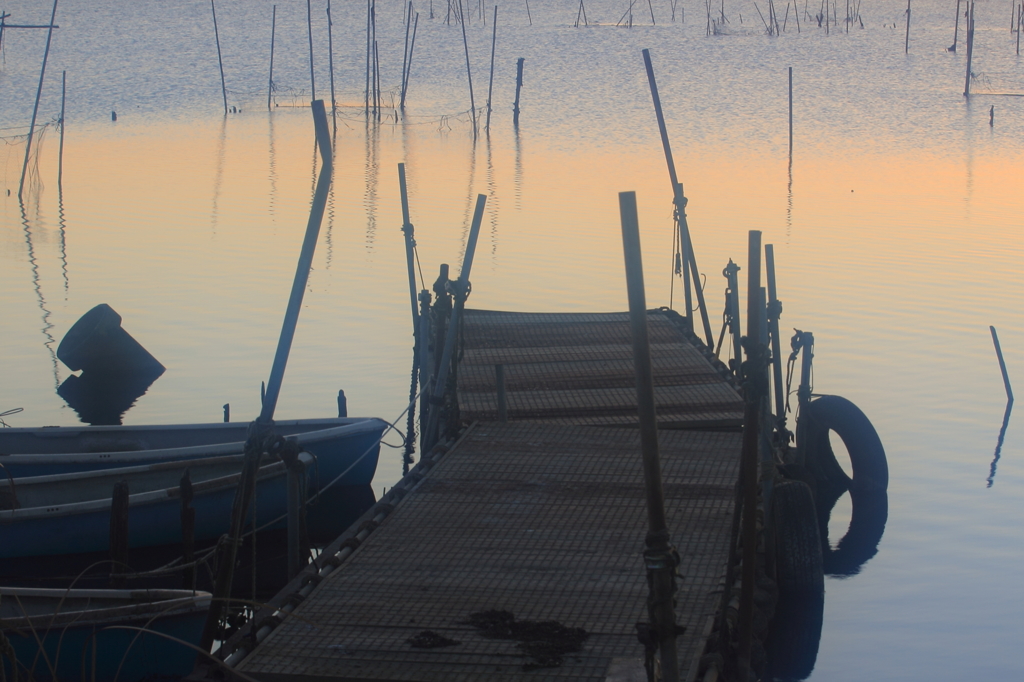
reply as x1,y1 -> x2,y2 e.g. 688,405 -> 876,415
225,310 -> 744,682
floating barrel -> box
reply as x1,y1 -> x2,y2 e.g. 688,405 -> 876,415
57,304 -> 165,378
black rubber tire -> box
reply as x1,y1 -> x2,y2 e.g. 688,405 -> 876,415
801,395 -> 888,495
765,592 -> 824,681
771,480 -> 824,597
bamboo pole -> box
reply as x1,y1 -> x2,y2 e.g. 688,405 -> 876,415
306,0 -> 316,100
58,70 -> 66,188
950,0 -> 960,51
365,0 -> 372,111
211,0 -> 228,115
990,326 -> 1014,403
513,57 -> 524,127
260,101 -> 333,423
619,191 -> 679,682
964,1 -> 975,96
788,66 -> 793,158
485,6 -> 498,131
905,0 -> 911,53
400,1 -> 413,108
268,5 -> 277,110
401,13 -> 419,107
641,49 -> 714,348
18,0 -> 59,199
328,0 -> 337,130
459,0 -> 477,126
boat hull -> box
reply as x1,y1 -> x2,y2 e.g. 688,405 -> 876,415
1,587 -> 210,682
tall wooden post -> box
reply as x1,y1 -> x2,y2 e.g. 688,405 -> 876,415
485,6 -> 498,130
306,0 -> 316,100
619,191 -> 680,682
513,58 -> 525,127
964,1 -> 975,96
58,70 -> 66,188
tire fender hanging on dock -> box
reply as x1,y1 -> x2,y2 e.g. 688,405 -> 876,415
799,395 -> 888,495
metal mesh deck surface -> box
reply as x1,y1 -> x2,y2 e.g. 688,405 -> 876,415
237,423 -> 741,682
458,310 -> 743,427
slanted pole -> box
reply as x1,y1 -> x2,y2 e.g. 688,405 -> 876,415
328,0 -> 337,130
58,70 -> 66,188
260,102 -> 333,423
765,244 -> 786,422
398,163 -> 420,332
964,1 -> 975,96
18,0 -> 59,199
306,0 -> 316,100
486,6 -> 498,130
641,48 -> 714,348
619,191 -> 680,682
459,0 -> 477,125
211,0 -> 228,115
401,12 -> 419,107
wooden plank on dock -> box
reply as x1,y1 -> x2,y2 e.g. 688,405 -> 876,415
458,309 -> 743,426
235,423 -> 740,682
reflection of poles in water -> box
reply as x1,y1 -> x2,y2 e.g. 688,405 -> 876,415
20,199 -> 61,391
268,111 -> 278,217
363,117 -> 380,251
458,135 -> 478,267
19,0 -> 58,199
58,70 -> 69,296
513,123 -> 523,210
987,401 -> 1013,487
786,154 -> 793,235
485,130 -> 499,257
310,131 -> 319,201
989,326 -> 1014,403
211,116 -> 227,232
325,123 -> 337,269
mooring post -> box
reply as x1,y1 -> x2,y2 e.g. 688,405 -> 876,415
337,389 -> 347,417
496,363 -> 507,422
223,403 -> 230,422
765,245 -> 786,423
990,326 -> 1014,403
736,230 -> 764,682
287,457 -> 306,578
180,470 -> 196,590
268,5 -> 277,110
485,5 -> 498,131
18,0 -> 59,199
513,57 -> 525,127
423,197 -> 487,451
211,0 -> 228,115
951,0 -> 960,51
619,191 -> 680,682
400,0 -> 413,108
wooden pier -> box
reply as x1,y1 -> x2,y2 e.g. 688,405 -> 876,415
210,309 -> 745,682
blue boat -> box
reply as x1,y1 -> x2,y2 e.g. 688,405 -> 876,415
0,417 -> 387,486
0,451 -> 319,559
0,586 -> 210,682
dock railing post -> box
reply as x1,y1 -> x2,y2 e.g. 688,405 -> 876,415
765,245 -> 786,426
737,230 -> 765,681
618,191 -> 681,682
423,196 -> 487,451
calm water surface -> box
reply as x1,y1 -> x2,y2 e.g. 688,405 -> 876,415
1,0 -> 1021,679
